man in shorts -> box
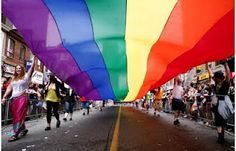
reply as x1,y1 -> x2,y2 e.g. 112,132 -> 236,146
153,87 -> 163,117
172,76 -> 184,125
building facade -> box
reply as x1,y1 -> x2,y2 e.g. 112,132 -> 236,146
1,14 -> 45,85
163,61 -> 231,91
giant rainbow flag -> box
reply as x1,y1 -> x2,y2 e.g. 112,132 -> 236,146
2,0 -> 234,101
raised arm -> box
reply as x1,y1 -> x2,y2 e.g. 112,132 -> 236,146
174,76 -> 181,85
223,60 -> 230,82
1,84 -> 13,104
205,63 -> 213,78
27,56 -> 36,78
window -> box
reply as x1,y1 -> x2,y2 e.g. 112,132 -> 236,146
208,63 -> 212,68
6,38 -> 15,58
215,61 -> 225,67
1,14 -> 6,24
19,45 -> 26,60
196,65 -> 202,74
2,14 -> 13,28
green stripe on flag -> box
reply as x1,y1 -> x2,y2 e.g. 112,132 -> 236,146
85,0 -> 128,100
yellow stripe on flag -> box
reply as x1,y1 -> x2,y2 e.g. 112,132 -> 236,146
124,0 -> 177,101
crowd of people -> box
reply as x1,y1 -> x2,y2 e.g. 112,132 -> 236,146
1,56 -> 106,142
136,60 -> 234,144
1,57 -> 234,144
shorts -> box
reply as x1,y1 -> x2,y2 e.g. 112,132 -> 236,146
81,102 -> 89,108
172,98 -> 184,112
153,100 -> 162,110
211,105 -> 227,127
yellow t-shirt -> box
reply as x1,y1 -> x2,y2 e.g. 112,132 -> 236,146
45,83 -> 60,102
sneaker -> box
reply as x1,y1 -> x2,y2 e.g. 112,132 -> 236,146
217,133 -> 225,144
173,120 -> 178,125
173,119 -> 180,125
56,121 -> 61,128
20,129 -> 28,136
217,138 -> 225,144
69,118 -> 72,121
63,118 -> 67,121
176,120 -> 180,125
45,127 -> 51,131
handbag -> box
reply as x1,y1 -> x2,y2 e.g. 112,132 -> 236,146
218,95 -> 234,120
190,100 -> 198,112
36,100 -> 44,107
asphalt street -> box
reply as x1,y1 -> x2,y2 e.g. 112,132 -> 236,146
1,105 -> 235,151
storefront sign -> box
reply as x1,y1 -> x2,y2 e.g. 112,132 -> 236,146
26,60 -> 32,72
198,73 -> 209,81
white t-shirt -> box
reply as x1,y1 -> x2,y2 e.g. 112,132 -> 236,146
172,85 -> 183,99
11,74 -> 30,98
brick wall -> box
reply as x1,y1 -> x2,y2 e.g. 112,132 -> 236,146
2,30 -> 43,77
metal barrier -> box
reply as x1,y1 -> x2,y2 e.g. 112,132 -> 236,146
138,99 -> 235,134
1,98 -> 82,126
160,100 -> 235,133
183,101 -> 235,128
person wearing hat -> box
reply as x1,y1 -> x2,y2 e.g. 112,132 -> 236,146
206,59 -> 230,144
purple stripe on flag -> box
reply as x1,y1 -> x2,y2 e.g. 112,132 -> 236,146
2,0 -> 100,99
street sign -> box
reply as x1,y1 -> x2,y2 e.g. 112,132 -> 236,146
26,60 -> 32,72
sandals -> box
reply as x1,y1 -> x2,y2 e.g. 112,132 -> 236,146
8,135 -> 18,142
8,129 -> 29,142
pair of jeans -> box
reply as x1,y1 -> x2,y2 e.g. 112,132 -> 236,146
64,101 -> 75,113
